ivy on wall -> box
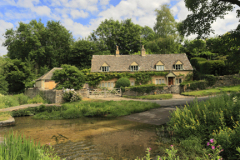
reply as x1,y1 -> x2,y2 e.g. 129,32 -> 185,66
81,69 -> 169,87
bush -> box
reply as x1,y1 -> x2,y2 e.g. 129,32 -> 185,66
13,93 -> 29,105
190,57 -> 207,71
0,95 -> 19,108
27,94 -> 45,104
62,89 -> 82,102
127,84 -> 165,93
115,77 -> 130,88
203,74 -> 217,86
166,92 -> 240,159
201,60 -> 225,75
180,80 -> 207,90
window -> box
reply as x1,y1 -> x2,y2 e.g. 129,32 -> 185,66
131,81 -> 135,86
101,82 -> 104,87
105,82 -> 107,87
130,66 -> 138,71
108,82 -> 110,87
173,64 -> 183,70
156,65 -> 164,71
111,82 -> 114,88
101,66 -> 109,72
155,79 -> 165,84
176,78 -> 182,84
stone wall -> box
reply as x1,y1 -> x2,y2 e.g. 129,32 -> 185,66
25,88 -> 89,104
180,74 -> 240,93
122,85 -> 180,96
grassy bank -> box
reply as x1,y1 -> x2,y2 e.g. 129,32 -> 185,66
0,131 -> 61,160
0,93 -> 49,109
123,94 -> 172,100
181,85 -> 240,96
0,112 -> 11,121
11,100 -> 161,120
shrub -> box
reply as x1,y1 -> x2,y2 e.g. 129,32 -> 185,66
62,89 -> 82,102
203,74 -> 217,86
201,60 -> 225,75
27,94 -> 45,104
115,77 -> 130,88
127,84 -> 165,93
190,57 -> 207,71
180,80 -> 207,90
13,93 -> 29,105
0,95 -> 19,108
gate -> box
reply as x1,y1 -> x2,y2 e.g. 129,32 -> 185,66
88,88 -> 121,98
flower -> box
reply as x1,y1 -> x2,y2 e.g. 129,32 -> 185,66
210,139 -> 214,143
171,145 -> 173,147
212,146 -> 215,150
149,148 -> 151,152
207,142 -> 210,146
217,145 -> 220,148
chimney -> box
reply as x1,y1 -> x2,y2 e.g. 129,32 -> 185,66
116,46 -> 120,57
141,45 -> 146,56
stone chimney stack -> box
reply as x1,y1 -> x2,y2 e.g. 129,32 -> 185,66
116,46 -> 120,57
141,45 -> 146,56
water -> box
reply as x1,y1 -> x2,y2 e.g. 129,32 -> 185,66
0,116 -> 159,160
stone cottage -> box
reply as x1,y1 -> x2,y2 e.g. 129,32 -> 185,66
91,46 -> 194,89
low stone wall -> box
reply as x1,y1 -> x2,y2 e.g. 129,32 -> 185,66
123,85 -> 180,96
180,74 -> 240,93
0,116 -> 15,127
25,88 -> 89,104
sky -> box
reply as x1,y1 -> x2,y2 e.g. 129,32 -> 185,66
0,0 -> 239,56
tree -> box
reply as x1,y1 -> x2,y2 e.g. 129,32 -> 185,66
69,39 -> 110,70
3,58 -> 36,93
179,0 -> 239,39
2,19 -> 74,71
52,64 -> 85,90
145,5 -> 182,54
89,19 -> 142,55
0,56 -> 9,94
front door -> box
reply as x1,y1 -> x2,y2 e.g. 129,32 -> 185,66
168,77 -> 173,85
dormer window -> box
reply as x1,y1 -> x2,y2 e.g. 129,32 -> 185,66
155,61 -> 164,71
130,62 -> 139,71
101,62 -> 109,72
173,60 -> 183,70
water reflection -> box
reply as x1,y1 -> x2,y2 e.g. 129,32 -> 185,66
0,116 -> 158,160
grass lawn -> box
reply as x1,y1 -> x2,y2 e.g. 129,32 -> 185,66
181,85 -> 240,96
123,94 -> 172,100
12,100 -> 161,120
0,112 -> 11,121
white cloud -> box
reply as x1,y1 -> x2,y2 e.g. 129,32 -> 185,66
34,6 -> 51,16
99,0 -> 110,6
0,20 -> 14,56
70,10 -> 89,19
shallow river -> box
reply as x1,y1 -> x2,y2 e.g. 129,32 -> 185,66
0,116 -> 159,160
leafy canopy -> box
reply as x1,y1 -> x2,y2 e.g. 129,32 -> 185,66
52,64 -> 85,90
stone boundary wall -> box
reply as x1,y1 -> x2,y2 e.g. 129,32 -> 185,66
25,88 -> 89,104
122,85 -> 180,96
180,74 -> 240,93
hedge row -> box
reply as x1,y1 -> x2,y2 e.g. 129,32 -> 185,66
180,80 -> 208,91
125,84 -> 166,93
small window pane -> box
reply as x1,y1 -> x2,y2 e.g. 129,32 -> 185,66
162,79 -> 165,84
179,79 -> 182,83
111,82 -> 113,87
155,79 -> 158,84
108,82 -> 110,87
105,82 -> 107,87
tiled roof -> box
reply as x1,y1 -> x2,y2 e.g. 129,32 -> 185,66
36,67 -> 62,81
91,53 -> 193,72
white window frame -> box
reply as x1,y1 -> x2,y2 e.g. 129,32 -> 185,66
156,65 -> 164,71
131,81 -> 135,86
176,78 -> 182,84
101,66 -> 109,72
155,79 -> 165,84
174,64 -> 183,70
130,66 -> 138,71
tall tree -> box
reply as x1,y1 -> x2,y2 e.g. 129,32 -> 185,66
0,56 -> 9,94
89,19 -> 142,55
2,19 -> 74,71
146,4 -> 182,54
179,0 -> 240,39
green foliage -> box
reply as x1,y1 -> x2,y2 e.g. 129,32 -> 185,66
89,18 -> 142,55
203,74 -> 217,86
62,90 -> 82,102
179,0 -> 235,38
52,64 -> 85,90
184,73 -> 193,81
166,92 -> 240,159
180,80 -> 207,90
180,136 -> 204,155
190,57 -> 207,71
27,94 -> 45,104
0,131 -> 61,160
85,71 -> 168,87
201,60 -> 225,75
13,93 -> 29,105
115,77 -> 130,88
123,94 -> 172,100
127,84 -> 166,93
0,95 -> 19,109
31,100 -> 160,119
3,19 -> 74,70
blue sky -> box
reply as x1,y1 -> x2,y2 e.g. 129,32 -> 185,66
0,0 -> 239,56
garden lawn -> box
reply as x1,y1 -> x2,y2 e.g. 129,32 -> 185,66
181,85 -> 240,96
123,94 -> 172,100
12,100 -> 161,120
